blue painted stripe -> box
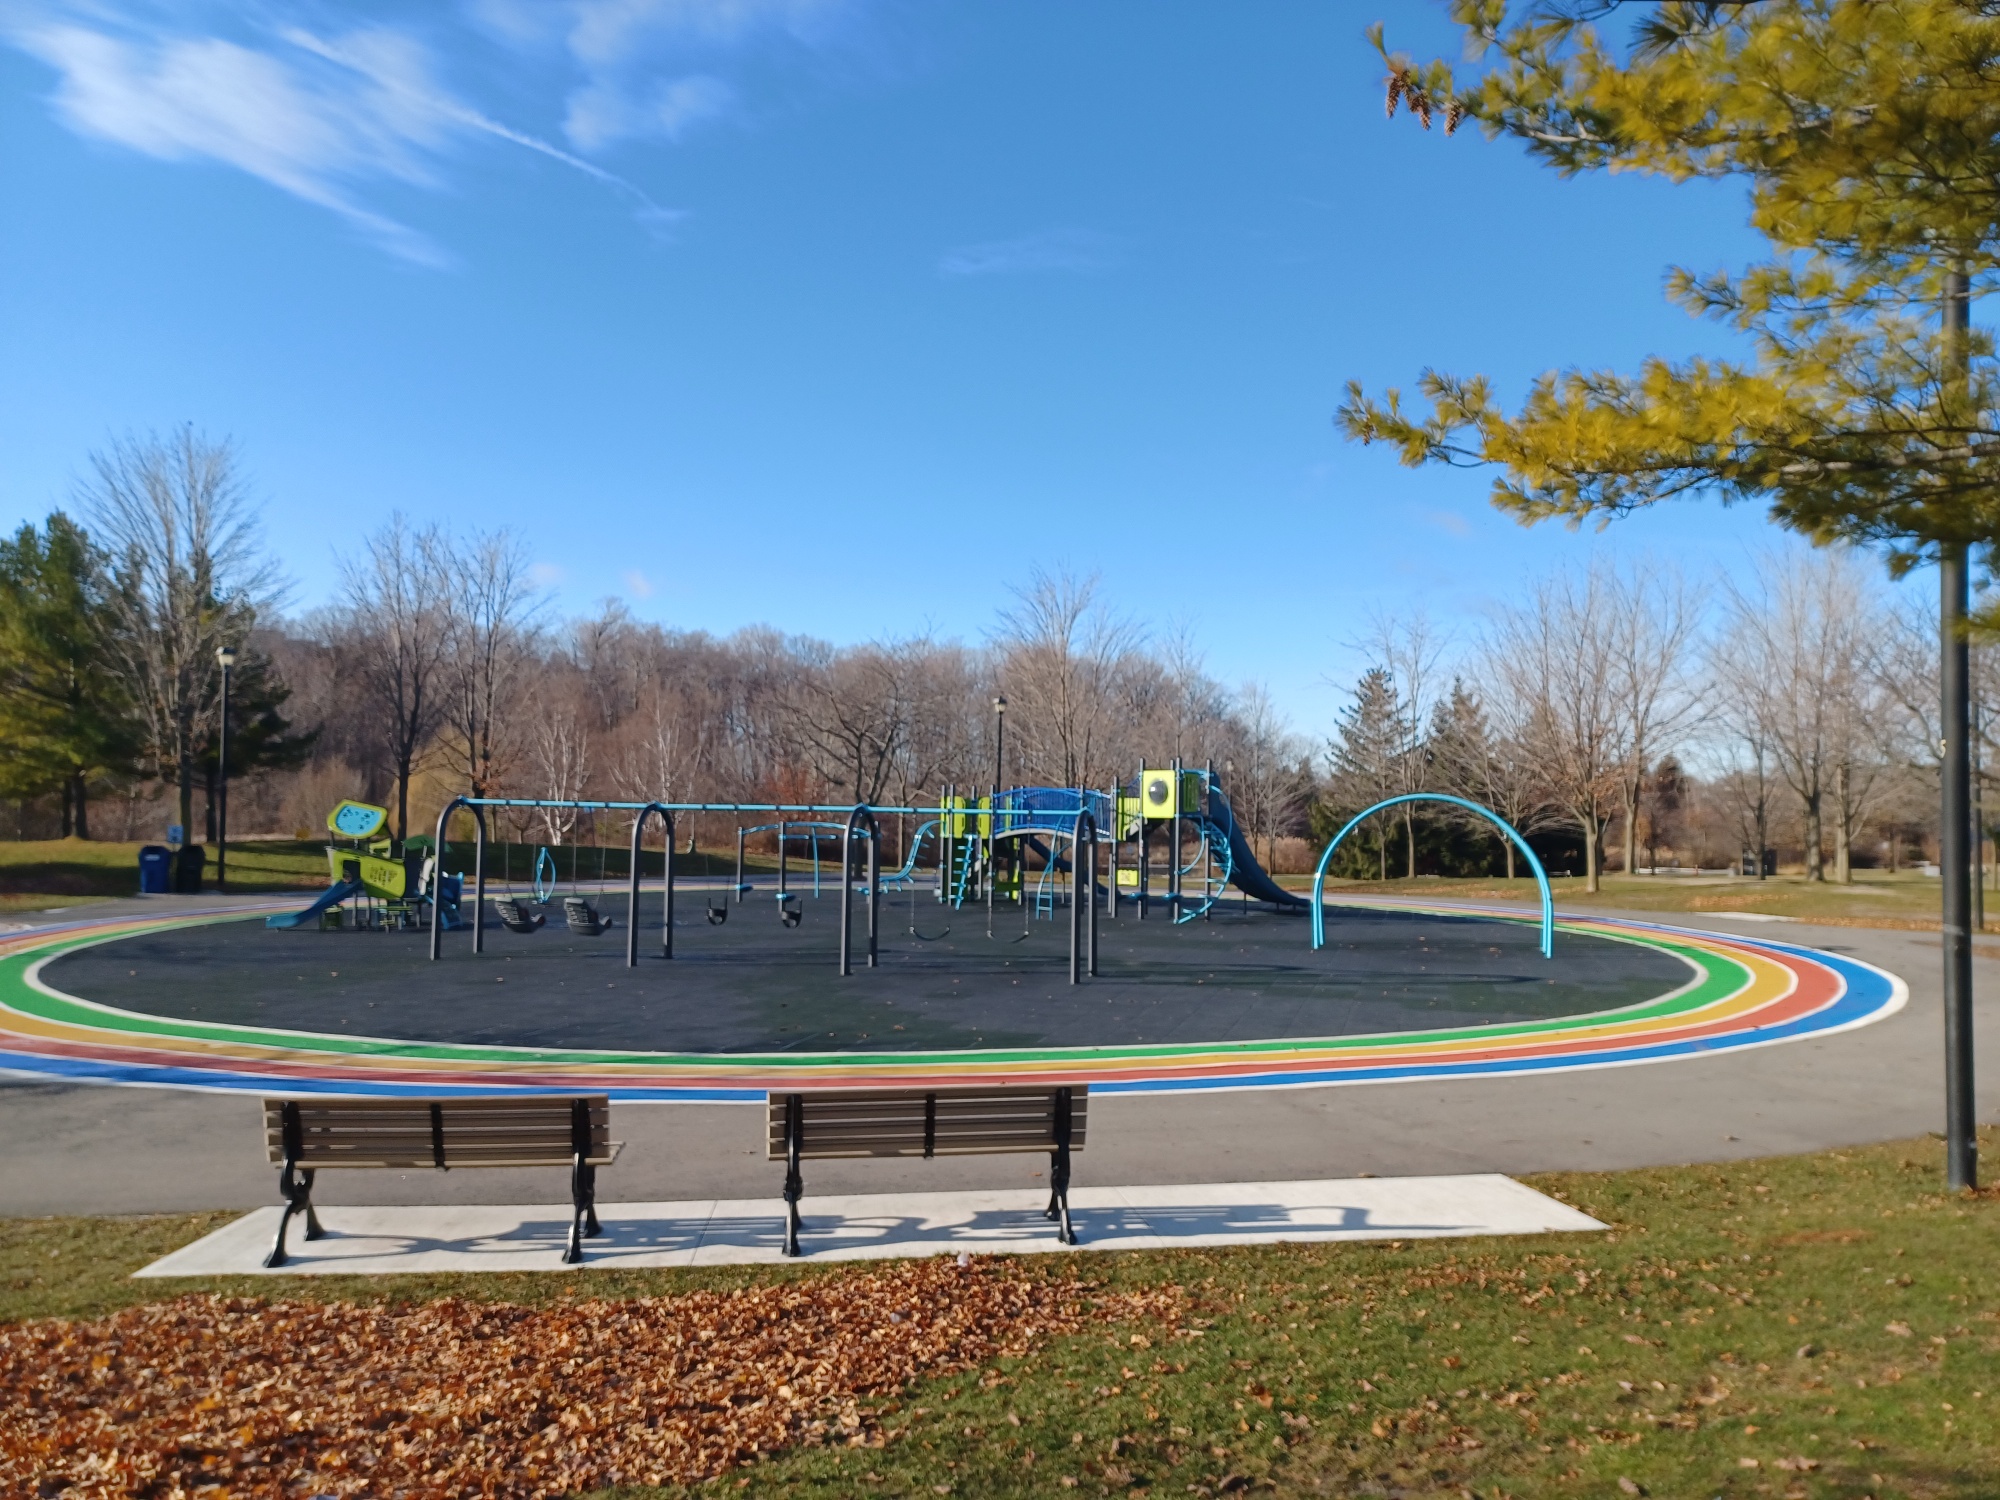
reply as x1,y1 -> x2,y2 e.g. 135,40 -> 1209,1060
1094,943 -> 1896,1093
0,922 -> 1897,1100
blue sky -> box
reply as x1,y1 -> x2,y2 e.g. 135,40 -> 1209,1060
0,1 -> 1862,740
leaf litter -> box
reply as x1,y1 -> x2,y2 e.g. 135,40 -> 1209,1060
3,1255 -> 1183,1498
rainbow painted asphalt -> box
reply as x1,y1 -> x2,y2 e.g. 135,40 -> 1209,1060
0,902 -> 1905,1100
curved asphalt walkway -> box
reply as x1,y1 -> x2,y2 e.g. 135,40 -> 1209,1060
0,896 -> 1991,1216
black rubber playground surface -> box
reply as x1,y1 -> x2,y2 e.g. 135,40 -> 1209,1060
42,889 -> 1693,1055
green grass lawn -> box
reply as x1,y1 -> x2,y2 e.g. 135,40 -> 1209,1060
7,1133 -> 1995,1497
0,838 -> 799,901
1303,869 -> 1980,931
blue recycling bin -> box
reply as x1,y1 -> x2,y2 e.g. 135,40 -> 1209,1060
138,845 -> 172,894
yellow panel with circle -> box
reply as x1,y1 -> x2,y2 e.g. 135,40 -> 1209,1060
1139,770 -> 1178,819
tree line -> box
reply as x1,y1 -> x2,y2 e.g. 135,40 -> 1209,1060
0,431 -> 1317,861
1320,553 -> 1960,890
1,425 -> 1965,888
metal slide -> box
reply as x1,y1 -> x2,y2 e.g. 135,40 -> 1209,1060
265,878 -> 365,929
1203,785 -> 1307,910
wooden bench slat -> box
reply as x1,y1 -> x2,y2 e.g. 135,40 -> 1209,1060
263,1096 -> 613,1169
765,1085 -> 1086,1161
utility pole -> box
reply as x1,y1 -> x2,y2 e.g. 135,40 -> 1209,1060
1941,264 -> 1978,1193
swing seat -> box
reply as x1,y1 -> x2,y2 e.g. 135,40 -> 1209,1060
494,897 -> 545,935
706,901 -> 729,926
563,897 -> 616,937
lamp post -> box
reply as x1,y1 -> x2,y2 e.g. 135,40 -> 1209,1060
992,695 -> 1007,790
215,645 -> 237,894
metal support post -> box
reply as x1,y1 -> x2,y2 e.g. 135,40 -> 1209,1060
626,804 -> 674,966
1944,536 -> 1978,1191
840,805 -> 880,975
429,798 -> 486,959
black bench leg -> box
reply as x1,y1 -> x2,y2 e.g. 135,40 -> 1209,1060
266,1162 -> 318,1268
1045,1146 -> 1077,1245
782,1171 -> 803,1257
566,1155 -> 599,1264
781,1093 -> 804,1257
1044,1086 -> 1078,1245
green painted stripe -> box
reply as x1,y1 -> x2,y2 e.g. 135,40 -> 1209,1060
0,912 -> 1754,1071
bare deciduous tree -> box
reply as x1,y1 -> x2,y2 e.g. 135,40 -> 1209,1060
992,568 -> 1139,789
1715,551 -> 1880,883
1606,565 -> 1704,876
1488,566 -> 1628,892
334,515 -> 452,839
82,427 -> 280,836
441,531 -> 542,799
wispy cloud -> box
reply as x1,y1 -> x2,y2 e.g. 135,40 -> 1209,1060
565,73 -> 734,152
15,20 -> 457,263
5,0 -> 868,262
938,228 -> 1123,279
623,568 -> 654,598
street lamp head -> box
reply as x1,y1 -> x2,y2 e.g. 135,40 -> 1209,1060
993,695 -> 1007,714
215,645 -> 239,670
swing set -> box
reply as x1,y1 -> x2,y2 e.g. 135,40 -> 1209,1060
430,791 -> 1114,984
488,810 -> 621,937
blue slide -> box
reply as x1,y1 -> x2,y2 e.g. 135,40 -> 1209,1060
266,878 -> 364,929
1205,786 -> 1307,909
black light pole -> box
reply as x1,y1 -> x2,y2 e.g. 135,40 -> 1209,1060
215,645 -> 238,894
1942,264 -> 1977,1193
992,695 -> 1007,790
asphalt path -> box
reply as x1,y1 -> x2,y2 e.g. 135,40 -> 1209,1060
1,897 -> 1993,1217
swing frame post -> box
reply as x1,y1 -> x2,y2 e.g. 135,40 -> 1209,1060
429,797 -> 486,959
627,804 -> 675,967
1135,764 -> 1150,922
839,804 -> 881,976
1069,805 -> 1099,984
1105,781 -> 1119,919
778,820 -> 788,902
939,784 -> 953,905
735,826 -> 745,905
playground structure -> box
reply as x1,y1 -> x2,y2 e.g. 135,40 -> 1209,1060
264,800 -> 464,932
419,761 -> 1329,980
35,762 -> 1877,1110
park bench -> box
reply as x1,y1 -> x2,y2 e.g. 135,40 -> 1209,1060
767,1084 -> 1086,1257
261,1095 -> 617,1268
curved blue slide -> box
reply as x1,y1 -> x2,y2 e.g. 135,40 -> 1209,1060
265,878 -> 364,929
1204,786 -> 1306,909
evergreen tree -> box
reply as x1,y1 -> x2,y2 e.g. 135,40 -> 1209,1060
1428,678 -> 1510,873
1326,666 -> 1409,879
0,513 -> 137,835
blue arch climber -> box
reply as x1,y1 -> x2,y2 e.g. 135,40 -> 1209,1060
1310,793 -> 1554,959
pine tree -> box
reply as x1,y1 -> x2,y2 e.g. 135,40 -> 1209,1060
1327,667 -> 1409,880
1428,678 -> 1514,876
0,514 -> 137,835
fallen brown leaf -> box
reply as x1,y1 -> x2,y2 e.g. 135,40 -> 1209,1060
1,1257 -> 1182,1498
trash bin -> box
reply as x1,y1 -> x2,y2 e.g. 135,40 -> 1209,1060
172,843 -> 206,894
137,845 -> 171,895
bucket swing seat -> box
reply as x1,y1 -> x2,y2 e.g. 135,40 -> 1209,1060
564,896 -> 616,936
494,896 -> 545,934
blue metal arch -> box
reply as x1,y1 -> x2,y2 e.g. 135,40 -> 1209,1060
1310,794 -> 1554,959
